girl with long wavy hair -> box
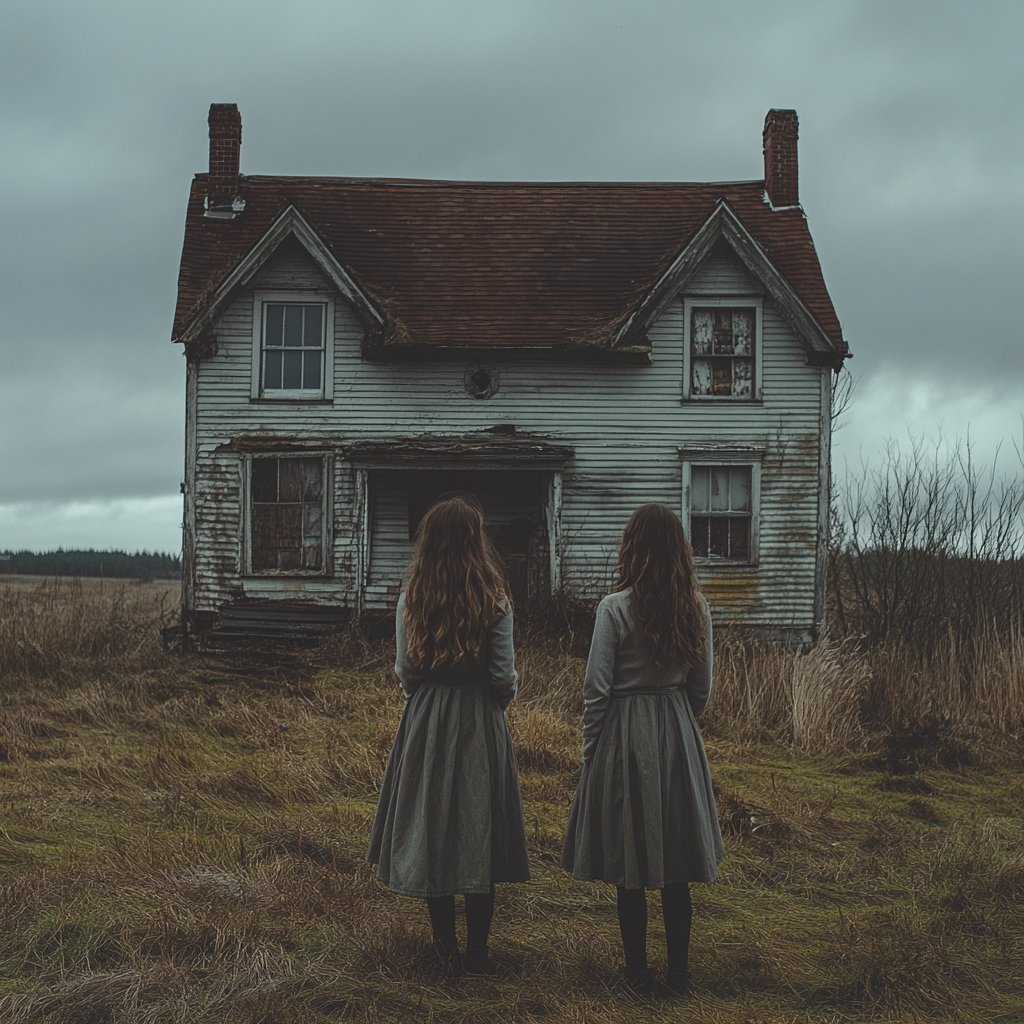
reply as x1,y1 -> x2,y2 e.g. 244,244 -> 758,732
561,503 -> 724,995
366,495 -> 530,975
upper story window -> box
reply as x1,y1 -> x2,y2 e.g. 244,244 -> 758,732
682,298 -> 762,401
248,456 -> 327,573
251,293 -> 334,400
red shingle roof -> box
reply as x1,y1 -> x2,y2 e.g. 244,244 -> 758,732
173,174 -> 846,357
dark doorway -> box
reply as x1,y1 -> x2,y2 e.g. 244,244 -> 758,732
404,470 -> 548,609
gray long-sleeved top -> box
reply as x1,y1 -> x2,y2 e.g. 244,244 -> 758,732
394,593 -> 518,709
581,590 -> 713,762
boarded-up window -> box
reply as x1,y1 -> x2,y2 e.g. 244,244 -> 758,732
262,304 -> 325,392
690,308 -> 755,398
690,465 -> 752,561
251,458 -> 324,571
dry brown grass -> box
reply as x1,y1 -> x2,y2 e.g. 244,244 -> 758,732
0,582 -> 1022,1022
0,576 -> 179,680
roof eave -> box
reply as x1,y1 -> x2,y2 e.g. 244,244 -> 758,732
361,342 -> 651,364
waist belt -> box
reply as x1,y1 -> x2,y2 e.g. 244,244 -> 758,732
611,687 -> 683,698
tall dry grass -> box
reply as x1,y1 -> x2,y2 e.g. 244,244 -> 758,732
0,577 -> 178,680
1,580 -> 1023,1022
3,573 -> 1023,749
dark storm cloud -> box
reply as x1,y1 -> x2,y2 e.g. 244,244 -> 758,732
1,0 -> 1022,541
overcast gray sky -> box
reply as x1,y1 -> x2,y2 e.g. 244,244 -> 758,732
1,0 -> 1022,554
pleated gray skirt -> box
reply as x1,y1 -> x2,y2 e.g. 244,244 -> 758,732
561,690 -> 725,889
366,682 -> 531,898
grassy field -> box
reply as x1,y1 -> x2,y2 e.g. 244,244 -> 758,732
1,579 -> 1022,1023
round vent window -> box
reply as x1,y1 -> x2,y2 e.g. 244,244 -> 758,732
464,364 -> 499,399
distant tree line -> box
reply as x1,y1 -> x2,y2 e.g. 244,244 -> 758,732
0,549 -> 181,580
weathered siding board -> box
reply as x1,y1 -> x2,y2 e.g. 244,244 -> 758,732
190,244 -> 827,630
367,472 -> 415,601
253,248 -> 333,292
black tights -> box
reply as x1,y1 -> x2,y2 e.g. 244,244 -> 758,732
425,888 -> 495,953
616,883 -> 692,973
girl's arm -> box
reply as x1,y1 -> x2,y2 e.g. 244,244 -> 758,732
394,594 -> 427,698
487,600 -> 517,710
685,606 -> 714,714
581,598 -> 619,763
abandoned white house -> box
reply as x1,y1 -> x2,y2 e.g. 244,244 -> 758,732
172,104 -> 849,646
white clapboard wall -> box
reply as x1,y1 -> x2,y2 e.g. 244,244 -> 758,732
185,241 -> 829,637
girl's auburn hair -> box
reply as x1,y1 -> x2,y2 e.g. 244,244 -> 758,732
403,495 -> 509,669
613,503 -> 707,669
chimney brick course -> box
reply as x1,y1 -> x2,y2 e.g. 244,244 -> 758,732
763,109 -> 799,208
208,103 -> 241,206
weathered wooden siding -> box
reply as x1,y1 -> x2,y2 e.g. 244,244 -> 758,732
365,471 -> 414,608
188,243 -> 827,634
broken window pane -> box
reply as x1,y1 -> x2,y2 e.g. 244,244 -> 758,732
732,310 -> 754,355
251,457 -> 324,572
729,518 -> 750,560
299,459 -> 323,501
712,310 -> 735,355
732,358 -> 753,398
711,358 -> 734,396
689,464 -> 753,562
692,310 -> 713,355
708,517 -> 729,557
691,516 -> 710,558
277,458 -> 321,502
251,459 -> 278,503
689,306 -> 756,398
252,505 -> 302,571
691,359 -> 713,396
303,505 -> 323,569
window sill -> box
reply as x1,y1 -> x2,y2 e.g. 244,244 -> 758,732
681,396 -> 763,404
250,397 -> 334,405
244,571 -> 330,578
694,559 -> 760,569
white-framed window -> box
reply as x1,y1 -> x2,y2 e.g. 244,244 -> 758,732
681,450 -> 762,565
246,456 -> 330,574
251,292 -> 334,400
682,297 -> 762,401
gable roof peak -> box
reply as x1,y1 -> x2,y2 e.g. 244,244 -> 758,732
613,199 -> 845,367
175,203 -> 384,347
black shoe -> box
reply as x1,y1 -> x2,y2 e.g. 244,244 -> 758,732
665,968 -> 693,995
623,967 -> 655,994
463,944 -> 494,975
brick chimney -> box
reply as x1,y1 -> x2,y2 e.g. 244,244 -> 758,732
206,103 -> 243,218
763,109 -> 799,208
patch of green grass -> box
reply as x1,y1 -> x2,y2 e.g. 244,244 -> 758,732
1,641 -> 1022,1023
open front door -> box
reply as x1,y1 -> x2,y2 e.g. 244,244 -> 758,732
403,469 -> 549,609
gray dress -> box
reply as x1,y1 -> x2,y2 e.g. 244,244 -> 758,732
561,590 -> 725,889
366,595 -> 531,898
